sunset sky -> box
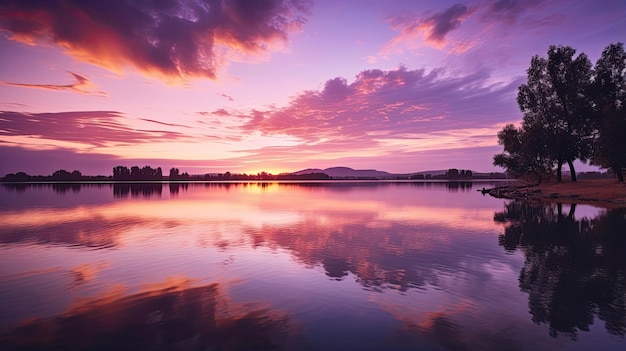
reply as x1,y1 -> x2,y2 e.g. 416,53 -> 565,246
0,0 -> 624,176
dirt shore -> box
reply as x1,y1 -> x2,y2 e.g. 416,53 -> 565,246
486,179 -> 626,208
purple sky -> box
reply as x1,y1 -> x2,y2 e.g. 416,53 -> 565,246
0,0 -> 624,175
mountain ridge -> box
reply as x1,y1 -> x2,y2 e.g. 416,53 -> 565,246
293,166 -> 452,178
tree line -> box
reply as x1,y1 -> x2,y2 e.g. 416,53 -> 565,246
2,169 -> 108,182
2,166 -> 332,182
494,42 -> 625,182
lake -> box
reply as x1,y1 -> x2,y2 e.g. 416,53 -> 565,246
1,181 -> 624,351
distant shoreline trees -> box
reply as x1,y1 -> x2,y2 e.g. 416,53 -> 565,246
1,166 -> 334,182
113,165 -> 162,180
494,43 -> 625,182
1,166 -> 504,182
2,170 -> 109,182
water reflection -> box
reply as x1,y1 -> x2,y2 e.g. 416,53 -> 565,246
2,180 -> 480,198
0,208 -> 146,249
169,182 -> 189,195
391,311 -> 523,351
2,182 -> 111,194
6,182 -> 624,349
247,218 -> 487,292
495,201 -> 626,339
0,182 -> 497,255
0,278 -> 299,351
113,183 -> 163,198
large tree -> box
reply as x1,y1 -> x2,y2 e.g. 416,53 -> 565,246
517,45 -> 594,181
590,43 -> 626,182
494,122 -> 552,182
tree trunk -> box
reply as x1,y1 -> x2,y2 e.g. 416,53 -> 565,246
568,203 -> 577,219
616,168 -> 624,182
556,160 -> 563,182
567,160 -> 577,182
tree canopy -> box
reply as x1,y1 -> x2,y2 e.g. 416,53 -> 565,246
495,43 -> 626,182
590,43 -> 626,182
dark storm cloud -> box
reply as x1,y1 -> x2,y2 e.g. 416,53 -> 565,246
0,0 -> 311,80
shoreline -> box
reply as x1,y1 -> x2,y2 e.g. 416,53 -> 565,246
0,178 -> 511,184
485,179 -> 626,208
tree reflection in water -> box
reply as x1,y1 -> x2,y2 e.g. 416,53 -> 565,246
0,279 -> 300,351
113,183 -> 163,198
495,200 -> 626,339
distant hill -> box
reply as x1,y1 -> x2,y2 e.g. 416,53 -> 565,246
292,167 -> 502,179
294,167 -> 395,178
293,167 -> 455,178
411,170 -> 448,177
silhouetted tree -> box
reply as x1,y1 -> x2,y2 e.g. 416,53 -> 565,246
517,45 -> 595,182
70,170 -> 82,181
2,172 -> 32,182
113,166 -> 130,180
113,165 -> 163,181
51,169 -> 71,180
446,169 -> 459,179
130,166 -> 141,179
590,42 -> 626,182
494,123 -> 552,181
169,167 -> 180,180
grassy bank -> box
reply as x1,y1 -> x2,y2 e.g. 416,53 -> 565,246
487,179 -> 626,208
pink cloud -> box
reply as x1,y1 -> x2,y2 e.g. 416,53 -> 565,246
243,66 -> 520,143
0,0 -> 311,81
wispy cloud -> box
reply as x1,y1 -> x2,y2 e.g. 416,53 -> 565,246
218,93 -> 234,101
0,0 -> 311,82
138,118 -> 192,129
0,111 -> 188,148
378,0 -> 567,58
480,0 -> 546,24
1,72 -> 106,96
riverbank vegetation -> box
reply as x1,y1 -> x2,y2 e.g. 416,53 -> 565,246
494,43 -> 625,182
486,179 -> 626,208
1,166 -> 507,182
1,167 -> 332,182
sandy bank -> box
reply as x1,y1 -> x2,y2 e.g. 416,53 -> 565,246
485,179 -> 626,208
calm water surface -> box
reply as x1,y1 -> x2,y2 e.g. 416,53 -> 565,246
0,182 -> 624,350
